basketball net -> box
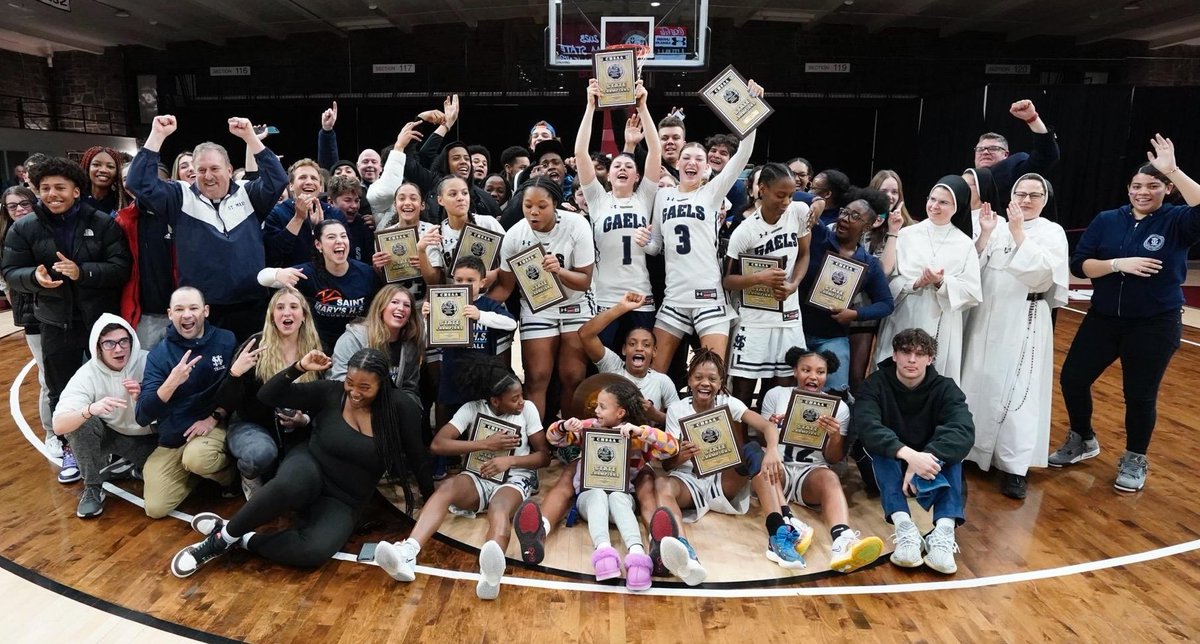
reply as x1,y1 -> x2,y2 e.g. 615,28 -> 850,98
602,43 -> 653,81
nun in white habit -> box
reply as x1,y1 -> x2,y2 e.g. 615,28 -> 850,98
960,173 -> 1069,499
874,174 -> 981,381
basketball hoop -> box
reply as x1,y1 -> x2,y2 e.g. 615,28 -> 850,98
602,43 -> 653,80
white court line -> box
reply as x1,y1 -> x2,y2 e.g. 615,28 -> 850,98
10,359 -> 1200,597
1061,306 -> 1200,348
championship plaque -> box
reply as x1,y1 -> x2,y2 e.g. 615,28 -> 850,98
464,414 -> 522,483
508,243 -> 567,314
806,251 -> 868,312
581,430 -> 630,492
452,223 -> 503,270
680,405 -> 743,476
698,65 -> 774,139
593,48 -> 638,109
427,285 -> 472,348
780,390 -> 840,450
377,226 -> 421,283
739,254 -> 786,312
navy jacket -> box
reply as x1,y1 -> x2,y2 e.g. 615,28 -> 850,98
136,322 -> 237,448
1071,202 -> 1200,318
987,130 -> 1060,210
799,223 -> 894,338
263,200 -> 346,268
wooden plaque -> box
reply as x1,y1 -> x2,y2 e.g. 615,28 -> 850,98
780,390 -> 840,450
806,251 -> 868,312
679,405 -> 743,476
593,49 -> 638,109
507,243 -> 567,314
451,222 -> 503,271
377,226 -> 421,283
427,285 -> 472,348
698,65 -> 774,139
464,414 -> 522,483
581,429 -> 630,492
739,254 -> 786,312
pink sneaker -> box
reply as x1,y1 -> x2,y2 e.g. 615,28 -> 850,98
624,552 -> 653,591
591,545 -> 622,581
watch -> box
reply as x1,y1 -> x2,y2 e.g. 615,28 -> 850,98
210,410 -> 227,423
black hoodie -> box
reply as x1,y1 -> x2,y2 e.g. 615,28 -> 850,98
404,132 -> 502,223
853,358 -> 975,462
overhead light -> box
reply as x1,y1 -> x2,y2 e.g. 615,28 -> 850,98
7,1 -> 24,8
149,19 -> 158,25
115,9 -> 130,17
843,0 -> 854,4
650,1 -> 661,6
1123,1 -> 1141,9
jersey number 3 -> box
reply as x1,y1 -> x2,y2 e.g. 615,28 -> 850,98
674,224 -> 691,255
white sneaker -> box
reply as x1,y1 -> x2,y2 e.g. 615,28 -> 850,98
476,540 -> 506,600
190,511 -> 225,537
923,525 -> 959,574
376,539 -> 419,582
829,530 -> 884,573
889,518 -> 924,568
241,476 -> 264,501
660,537 -> 707,586
45,433 -> 63,459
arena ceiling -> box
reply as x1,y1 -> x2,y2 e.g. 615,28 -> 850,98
0,0 -> 1197,56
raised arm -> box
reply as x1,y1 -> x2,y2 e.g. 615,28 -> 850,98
126,116 -> 184,219
317,102 -> 339,170
574,80 -> 600,187
637,83 -> 662,183
579,292 -> 645,363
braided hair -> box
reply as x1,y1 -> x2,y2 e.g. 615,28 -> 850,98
456,357 -> 523,405
517,176 -> 564,206
345,347 -> 416,501
687,348 -> 730,396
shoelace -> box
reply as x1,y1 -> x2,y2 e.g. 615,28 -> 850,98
925,529 -> 959,554
833,530 -> 862,553
192,533 -> 229,561
891,526 -> 921,550
1119,457 -> 1147,478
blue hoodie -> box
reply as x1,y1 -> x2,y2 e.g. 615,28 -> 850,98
136,320 -> 237,448
1071,202 -> 1200,318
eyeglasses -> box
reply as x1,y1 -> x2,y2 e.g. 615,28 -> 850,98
973,145 -> 1008,153
4,200 -> 33,212
1012,192 -> 1045,201
837,207 -> 871,223
99,337 -> 132,351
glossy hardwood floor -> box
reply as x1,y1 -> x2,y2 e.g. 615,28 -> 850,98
3,307 -> 1200,642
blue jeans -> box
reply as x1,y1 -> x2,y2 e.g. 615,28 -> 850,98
226,421 -> 279,479
804,335 -> 850,393
869,452 -> 965,526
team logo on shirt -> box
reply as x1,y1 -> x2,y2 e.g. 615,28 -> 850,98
211,355 -> 225,371
441,300 -> 458,316
783,310 -> 799,321
694,288 -> 718,300
723,89 -> 740,104
1144,234 -> 1165,251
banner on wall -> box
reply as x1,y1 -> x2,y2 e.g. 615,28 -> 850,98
36,0 -> 70,11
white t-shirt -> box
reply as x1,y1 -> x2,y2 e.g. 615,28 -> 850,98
499,210 -> 596,319
651,130 -> 755,308
595,347 -> 680,413
724,202 -> 811,327
426,214 -> 505,271
449,399 -> 543,480
585,179 -> 659,310
664,394 -> 748,476
759,385 -> 849,467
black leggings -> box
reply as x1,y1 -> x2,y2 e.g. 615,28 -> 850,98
226,445 -> 356,568
1060,310 -> 1181,455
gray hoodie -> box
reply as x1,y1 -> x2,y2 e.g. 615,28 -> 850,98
53,313 -> 153,436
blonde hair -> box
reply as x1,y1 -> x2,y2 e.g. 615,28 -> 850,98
256,288 -> 322,383
287,158 -> 325,189
357,284 -> 424,362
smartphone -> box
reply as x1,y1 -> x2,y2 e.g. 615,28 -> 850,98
253,125 -> 280,135
358,542 -> 378,563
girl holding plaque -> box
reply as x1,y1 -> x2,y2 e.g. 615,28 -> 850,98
723,163 -> 812,407
376,360 -> 549,600
759,347 -> 884,573
544,379 -> 678,590
874,176 -> 982,382
492,177 -> 596,419
654,349 -> 782,585
649,81 -> 762,373
575,78 -> 663,351
422,175 -> 505,288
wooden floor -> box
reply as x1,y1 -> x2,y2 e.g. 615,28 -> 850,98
3,307 -> 1200,642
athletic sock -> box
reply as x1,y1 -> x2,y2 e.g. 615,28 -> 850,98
766,512 -> 784,535
542,517 -> 552,537
830,524 -> 850,541
935,518 -> 955,531
780,506 -> 793,519
891,511 -> 912,526
218,525 -> 239,545
628,544 -> 646,555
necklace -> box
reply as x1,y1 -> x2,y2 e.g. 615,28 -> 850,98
926,223 -> 956,260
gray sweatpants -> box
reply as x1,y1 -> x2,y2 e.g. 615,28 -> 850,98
577,488 -> 644,551
65,418 -> 157,486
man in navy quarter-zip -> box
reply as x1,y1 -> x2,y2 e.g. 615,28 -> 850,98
126,115 -> 288,342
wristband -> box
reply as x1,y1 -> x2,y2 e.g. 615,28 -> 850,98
1164,167 -> 1179,176
1023,113 -> 1039,124
1112,259 -> 1121,274
81,404 -> 92,420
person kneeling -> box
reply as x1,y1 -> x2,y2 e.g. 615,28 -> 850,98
854,328 -> 974,574
375,361 -> 550,600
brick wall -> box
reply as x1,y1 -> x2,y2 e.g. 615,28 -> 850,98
0,47 -> 128,135
0,50 -> 52,130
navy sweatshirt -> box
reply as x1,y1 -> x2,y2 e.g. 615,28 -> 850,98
137,322 -> 237,448
799,223 -> 895,338
1071,202 -> 1200,318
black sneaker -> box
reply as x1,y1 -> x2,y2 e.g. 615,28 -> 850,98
99,457 -> 135,482
76,485 -> 106,518
170,531 -> 232,578
513,499 -> 546,564
1001,473 -> 1028,500
648,507 -> 679,577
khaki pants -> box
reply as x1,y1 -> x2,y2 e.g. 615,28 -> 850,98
143,428 -> 235,519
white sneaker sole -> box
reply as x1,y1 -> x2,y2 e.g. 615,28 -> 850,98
170,547 -> 198,579
1048,447 -> 1101,468
476,541 -> 506,600
923,555 -> 957,574
1113,480 -> 1145,493
190,512 -> 224,536
764,549 -> 806,570
376,541 -> 416,582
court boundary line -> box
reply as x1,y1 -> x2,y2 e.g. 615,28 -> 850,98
10,356 -> 1200,598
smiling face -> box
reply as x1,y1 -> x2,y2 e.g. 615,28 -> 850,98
834,199 -> 873,243
272,292 -> 305,338
484,175 -> 507,204
707,144 -> 732,172
1012,178 -> 1047,221
522,185 -> 558,232
470,153 -> 488,180
344,366 -> 382,409
593,390 -> 626,428
810,173 -> 831,201
290,164 -> 322,199
97,327 -> 133,371
1128,172 -> 1170,216
175,154 -> 195,183
490,381 -> 525,416
879,176 -> 900,210
315,221 -> 350,267
687,360 -> 722,408
333,165 -> 358,180
621,328 -> 656,377
793,354 -> 828,393
677,144 -> 709,190
88,151 -> 118,191
4,192 -> 35,220
659,126 -> 685,165
609,155 -> 639,194
437,177 -> 471,219
332,192 -> 360,219
393,183 -> 424,225
788,160 -> 811,191
37,175 -> 81,215
447,147 -> 472,180
529,126 -> 554,150
357,150 -> 382,182
925,186 -> 955,225
193,150 -> 232,201
381,289 -> 412,334
168,288 -> 208,340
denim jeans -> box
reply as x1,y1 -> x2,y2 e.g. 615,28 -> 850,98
226,421 -> 280,479
870,452 -> 965,526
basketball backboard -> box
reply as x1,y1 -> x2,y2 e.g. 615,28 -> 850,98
547,0 -> 709,70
